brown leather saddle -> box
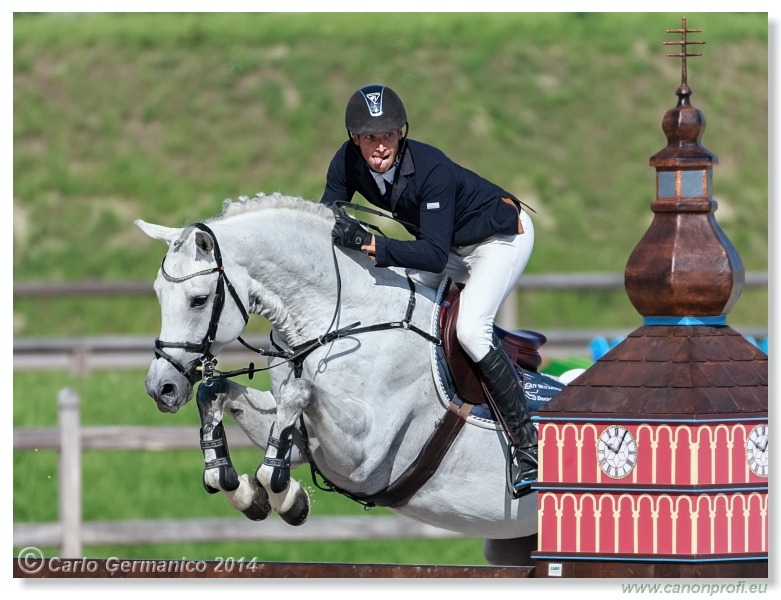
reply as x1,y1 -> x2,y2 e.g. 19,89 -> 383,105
437,287 -> 546,407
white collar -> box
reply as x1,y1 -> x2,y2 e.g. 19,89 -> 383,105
370,166 -> 396,194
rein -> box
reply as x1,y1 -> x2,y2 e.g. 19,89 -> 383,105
283,271 -> 441,374
154,219 -> 441,385
333,200 -> 419,237
260,201 -> 439,377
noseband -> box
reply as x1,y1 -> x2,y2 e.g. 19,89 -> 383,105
154,222 -> 250,385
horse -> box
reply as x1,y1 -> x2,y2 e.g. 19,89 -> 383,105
138,192 -> 574,564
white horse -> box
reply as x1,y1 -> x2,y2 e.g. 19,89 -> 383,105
138,192 -> 568,564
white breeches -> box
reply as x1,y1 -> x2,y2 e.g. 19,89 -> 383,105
445,209 -> 534,362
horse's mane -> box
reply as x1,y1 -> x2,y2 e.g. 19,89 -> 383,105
207,192 -> 333,223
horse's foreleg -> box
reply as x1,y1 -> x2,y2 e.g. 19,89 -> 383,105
198,386 -> 271,521
264,424 -> 295,494
200,408 -> 271,522
256,425 -> 309,526
256,378 -> 316,526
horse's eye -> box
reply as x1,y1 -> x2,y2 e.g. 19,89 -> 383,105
191,295 -> 209,308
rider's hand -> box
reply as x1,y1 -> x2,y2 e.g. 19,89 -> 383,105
332,213 -> 373,251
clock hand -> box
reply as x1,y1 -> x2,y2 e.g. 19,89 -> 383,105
611,429 -> 629,453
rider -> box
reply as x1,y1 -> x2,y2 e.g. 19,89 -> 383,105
320,84 -> 538,495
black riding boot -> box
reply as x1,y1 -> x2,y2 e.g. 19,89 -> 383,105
477,346 -> 538,495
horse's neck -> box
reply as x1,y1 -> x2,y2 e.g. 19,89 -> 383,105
211,207 -> 384,345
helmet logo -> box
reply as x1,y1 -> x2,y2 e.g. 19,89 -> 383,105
363,90 -> 383,117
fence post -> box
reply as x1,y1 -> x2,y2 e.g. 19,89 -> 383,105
58,387 -> 82,558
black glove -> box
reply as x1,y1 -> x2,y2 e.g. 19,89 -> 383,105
331,213 -> 372,250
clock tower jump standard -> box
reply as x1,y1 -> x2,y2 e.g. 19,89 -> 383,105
531,17 -> 768,578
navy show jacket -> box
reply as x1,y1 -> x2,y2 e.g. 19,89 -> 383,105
320,139 -> 522,273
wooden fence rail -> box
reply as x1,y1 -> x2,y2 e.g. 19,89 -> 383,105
13,389 -> 467,558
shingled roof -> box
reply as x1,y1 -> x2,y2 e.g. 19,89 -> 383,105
541,325 -> 768,419
538,20 -> 767,422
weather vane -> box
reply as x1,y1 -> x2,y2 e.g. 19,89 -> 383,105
663,16 -> 705,87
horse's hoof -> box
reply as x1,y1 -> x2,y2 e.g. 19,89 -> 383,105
242,482 -> 271,521
279,488 -> 310,527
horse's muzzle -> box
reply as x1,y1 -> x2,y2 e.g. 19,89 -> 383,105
145,359 -> 195,413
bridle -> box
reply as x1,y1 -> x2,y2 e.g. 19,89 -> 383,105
154,222 -> 252,384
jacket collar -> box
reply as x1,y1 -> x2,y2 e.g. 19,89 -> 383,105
389,141 -> 414,211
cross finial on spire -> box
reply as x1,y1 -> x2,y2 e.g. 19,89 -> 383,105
663,16 -> 705,87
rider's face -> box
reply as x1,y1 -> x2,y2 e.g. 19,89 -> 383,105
351,130 -> 402,174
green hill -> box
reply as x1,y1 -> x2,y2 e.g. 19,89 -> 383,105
12,12 -> 768,337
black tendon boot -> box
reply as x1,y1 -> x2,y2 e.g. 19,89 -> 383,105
477,346 -> 539,497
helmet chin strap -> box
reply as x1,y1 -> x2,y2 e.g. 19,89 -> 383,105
390,122 -> 410,171
397,121 -> 409,165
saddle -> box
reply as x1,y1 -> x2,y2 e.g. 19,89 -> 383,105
437,287 -> 546,407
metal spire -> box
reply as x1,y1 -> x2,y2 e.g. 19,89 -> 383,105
663,16 -> 705,89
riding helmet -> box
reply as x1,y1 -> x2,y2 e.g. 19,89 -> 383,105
345,84 -> 407,135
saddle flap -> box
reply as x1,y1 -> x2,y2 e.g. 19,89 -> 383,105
437,288 -> 545,406
438,290 -> 488,405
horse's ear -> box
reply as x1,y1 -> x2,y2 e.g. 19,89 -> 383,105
135,220 -> 183,246
194,230 -> 214,255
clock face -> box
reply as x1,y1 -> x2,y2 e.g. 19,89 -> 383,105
597,425 -> 637,479
746,424 -> 768,478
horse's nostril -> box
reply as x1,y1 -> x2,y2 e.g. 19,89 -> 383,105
161,382 -> 176,397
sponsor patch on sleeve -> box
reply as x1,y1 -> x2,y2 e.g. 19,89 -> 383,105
426,202 -> 440,210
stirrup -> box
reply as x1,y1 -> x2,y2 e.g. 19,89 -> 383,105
507,445 -> 538,499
